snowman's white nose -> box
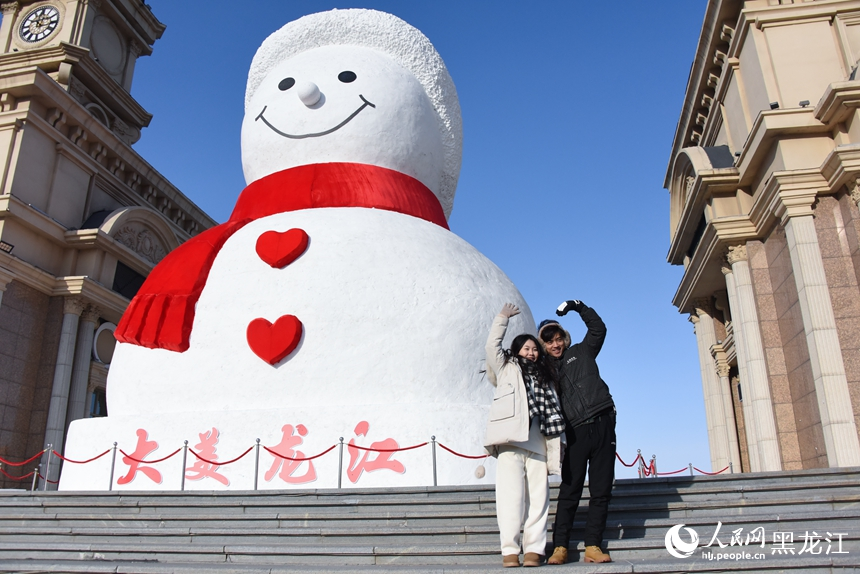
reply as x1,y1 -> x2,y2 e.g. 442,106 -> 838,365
296,81 -> 321,107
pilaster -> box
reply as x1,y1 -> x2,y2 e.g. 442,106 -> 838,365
43,296 -> 85,489
724,246 -> 782,471
65,305 -> 100,430
0,266 -> 12,310
691,298 -> 731,471
721,259 -> 761,471
776,190 -> 860,467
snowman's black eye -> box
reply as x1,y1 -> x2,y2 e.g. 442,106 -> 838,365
338,71 -> 357,83
279,77 -> 296,91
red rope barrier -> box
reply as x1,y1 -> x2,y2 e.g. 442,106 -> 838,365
0,466 -> 35,481
119,448 -> 181,464
693,465 -> 729,476
37,472 -> 58,484
437,442 -> 488,460
51,449 -> 111,464
658,467 -> 688,476
0,450 -> 46,467
262,444 -> 337,462
188,446 -> 253,466
348,442 -> 428,453
615,452 -> 642,467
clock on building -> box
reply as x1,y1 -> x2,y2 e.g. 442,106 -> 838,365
19,4 -> 61,43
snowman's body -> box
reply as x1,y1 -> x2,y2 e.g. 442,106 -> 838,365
62,208 -> 533,489
61,9 -> 536,490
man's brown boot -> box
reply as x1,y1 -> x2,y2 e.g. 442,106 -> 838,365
546,547 -> 567,565
584,545 -> 611,563
503,554 -> 520,567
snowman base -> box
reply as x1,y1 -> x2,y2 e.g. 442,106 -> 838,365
60,404 -> 495,491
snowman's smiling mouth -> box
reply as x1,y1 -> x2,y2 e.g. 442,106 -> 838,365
255,95 -> 376,139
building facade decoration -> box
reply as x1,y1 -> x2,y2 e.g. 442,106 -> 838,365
665,0 -> 860,472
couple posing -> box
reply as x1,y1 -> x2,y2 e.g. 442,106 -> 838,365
484,300 -> 616,568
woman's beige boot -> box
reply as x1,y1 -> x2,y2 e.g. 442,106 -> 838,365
503,554 -> 521,567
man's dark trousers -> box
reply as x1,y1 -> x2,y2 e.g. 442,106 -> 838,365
552,410 -> 616,550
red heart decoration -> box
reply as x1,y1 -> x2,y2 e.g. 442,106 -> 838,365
255,228 -> 309,268
246,315 -> 303,365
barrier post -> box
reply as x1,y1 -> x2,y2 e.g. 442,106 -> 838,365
42,444 -> 52,491
31,465 -> 39,492
729,461 -> 734,474
108,442 -> 117,491
253,439 -> 260,491
180,440 -> 188,491
430,436 -> 437,487
688,463 -> 694,476
636,449 -> 644,478
651,455 -> 657,478
337,437 -> 344,489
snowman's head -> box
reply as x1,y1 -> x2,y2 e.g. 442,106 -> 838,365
242,9 -> 463,219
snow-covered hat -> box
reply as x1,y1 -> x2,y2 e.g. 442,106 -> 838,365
245,9 -> 463,213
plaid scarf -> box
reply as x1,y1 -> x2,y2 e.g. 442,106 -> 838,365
520,361 -> 565,437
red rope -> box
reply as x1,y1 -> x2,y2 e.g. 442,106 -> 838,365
348,442 -> 428,453
658,467 -> 688,476
262,444 -> 337,462
119,448 -> 181,464
188,446 -> 253,466
0,450 -> 46,467
0,466 -> 35,481
437,442 -> 488,459
37,472 -> 58,484
693,465 -> 729,475
615,452 -> 642,467
51,449 -> 110,464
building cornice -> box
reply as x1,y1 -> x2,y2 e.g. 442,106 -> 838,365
0,67 -> 215,235
0,250 -> 131,323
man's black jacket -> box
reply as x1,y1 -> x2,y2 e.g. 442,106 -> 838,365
552,305 -> 615,427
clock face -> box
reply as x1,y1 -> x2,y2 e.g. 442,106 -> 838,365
19,5 -> 61,43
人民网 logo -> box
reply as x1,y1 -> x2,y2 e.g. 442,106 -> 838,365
665,524 -> 699,558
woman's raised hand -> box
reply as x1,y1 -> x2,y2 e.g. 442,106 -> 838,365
499,303 -> 520,318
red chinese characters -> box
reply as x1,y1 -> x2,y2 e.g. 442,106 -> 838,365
186,427 -> 229,486
265,423 -> 317,484
117,429 -> 162,485
347,421 -> 405,483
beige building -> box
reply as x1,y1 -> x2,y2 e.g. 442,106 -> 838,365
667,0 -> 860,473
0,0 -> 214,487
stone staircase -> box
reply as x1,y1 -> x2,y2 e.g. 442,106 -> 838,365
0,467 -> 858,573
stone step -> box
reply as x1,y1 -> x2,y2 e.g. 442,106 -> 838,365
0,531 -> 858,567
0,511 -> 856,546
0,555 -> 857,573
2,490 -> 855,526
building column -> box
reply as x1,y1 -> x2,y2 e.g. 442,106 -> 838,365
724,246 -> 781,471
43,297 -> 86,488
0,267 -> 13,310
690,298 -> 730,471
720,261 -> 761,471
65,305 -> 101,430
777,193 -> 860,467
714,357 -> 742,471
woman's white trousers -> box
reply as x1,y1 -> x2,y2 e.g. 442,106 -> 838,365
495,445 -> 549,556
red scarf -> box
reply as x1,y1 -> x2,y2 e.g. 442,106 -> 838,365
115,163 -> 448,352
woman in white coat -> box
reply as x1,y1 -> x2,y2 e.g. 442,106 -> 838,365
485,303 -> 565,567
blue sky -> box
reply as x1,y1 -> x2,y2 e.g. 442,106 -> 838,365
133,1 -> 711,478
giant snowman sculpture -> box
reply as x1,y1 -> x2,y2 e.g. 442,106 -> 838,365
61,9 -> 534,490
